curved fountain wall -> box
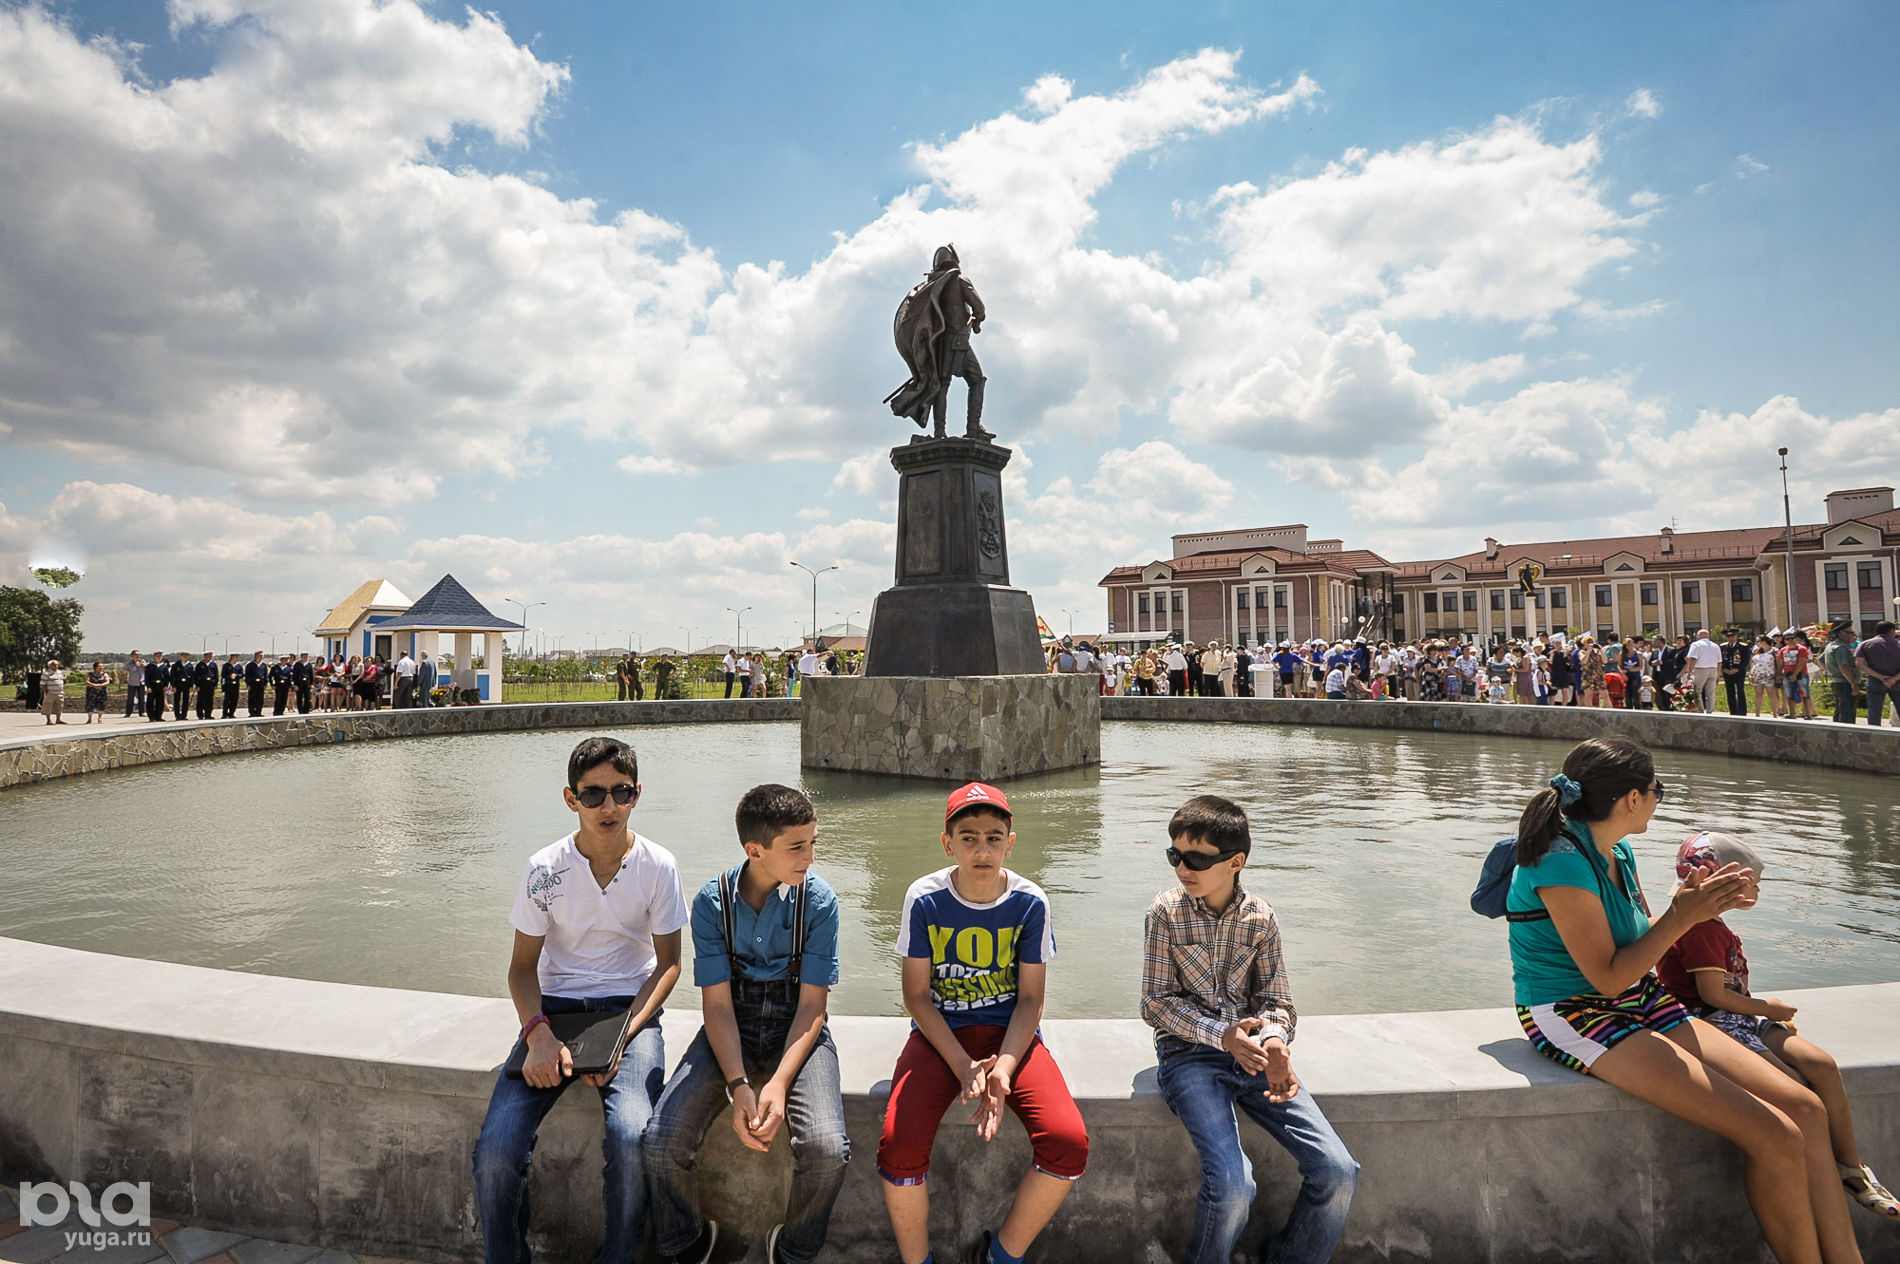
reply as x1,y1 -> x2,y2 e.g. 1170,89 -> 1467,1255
2,701 -> 1896,1261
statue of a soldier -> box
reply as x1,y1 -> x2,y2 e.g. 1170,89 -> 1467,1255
886,244 -> 992,441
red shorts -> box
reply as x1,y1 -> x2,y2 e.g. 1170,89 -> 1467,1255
876,1025 -> 1089,1184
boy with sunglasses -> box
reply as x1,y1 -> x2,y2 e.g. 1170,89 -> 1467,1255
472,736 -> 690,1264
1140,795 -> 1358,1264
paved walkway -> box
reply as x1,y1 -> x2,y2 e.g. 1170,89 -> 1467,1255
0,1188 -> 413,1264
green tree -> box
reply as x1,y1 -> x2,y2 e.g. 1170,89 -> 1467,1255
0,586 -> 85,680
32,566 -> 82,589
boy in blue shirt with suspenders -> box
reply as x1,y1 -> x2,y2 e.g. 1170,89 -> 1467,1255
643,783 -> 851,1264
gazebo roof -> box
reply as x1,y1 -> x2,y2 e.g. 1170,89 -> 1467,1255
377,574 -> 525,632
314,578 -> 412,635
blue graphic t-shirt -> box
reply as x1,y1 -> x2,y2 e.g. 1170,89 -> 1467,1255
897,866 -> 1056,1029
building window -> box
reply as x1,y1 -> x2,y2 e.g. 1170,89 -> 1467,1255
1640,583 -> 1659,606
1551,589 -> 1568,609
1643,622 -> 1661,634
1276,588 -> 1288,609
1171,592 -> 1184,613
1681,581 -> 1701,604
1597,626 -> 1615,642
1686,621 -> 1702,636
1388,592 -> 1400,613
1237,589 -> 1250,610
1441,591 -> 1459,616
1463,592 -> 1477,612
1510,590 -> 1524,610
1137,593 -> 1150,614
1859,562 -> 1883,590
1730,578 -> 1754,603
1596,586 -> 1613,609
1825,563 -> 1849,592
1255,589 -> 1272,609
1424,593 -> 1439,614
1490,590 -> 1505,611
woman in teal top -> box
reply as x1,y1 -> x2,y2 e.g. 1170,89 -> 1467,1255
1508,737 -> 1864,1264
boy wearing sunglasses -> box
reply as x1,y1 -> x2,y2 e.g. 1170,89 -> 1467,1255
1140,795 -> 1358,1264
644,783 -> 850,1264
472,736 -> 690,1264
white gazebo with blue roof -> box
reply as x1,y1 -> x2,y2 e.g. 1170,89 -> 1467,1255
375,574 -> 525,702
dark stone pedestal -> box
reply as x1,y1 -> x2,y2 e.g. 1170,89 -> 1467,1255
801,673 -> 1100,782
861,437 -> 1045,678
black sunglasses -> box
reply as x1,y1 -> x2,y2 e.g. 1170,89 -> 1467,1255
574,782 -> 637,808
1645,780 -> 1667,802
1166,845 -> 1241,871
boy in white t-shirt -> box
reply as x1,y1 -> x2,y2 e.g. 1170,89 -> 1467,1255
472,736 -> 690,1264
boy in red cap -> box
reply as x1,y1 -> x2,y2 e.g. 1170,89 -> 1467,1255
876,782 -> 1089,1264
1659,831 -> 1898,1221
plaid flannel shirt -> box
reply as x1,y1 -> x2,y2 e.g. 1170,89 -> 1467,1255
1140,880 -> 1297,1049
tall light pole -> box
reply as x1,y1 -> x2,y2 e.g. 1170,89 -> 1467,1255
260,630 -> 289,655
1060,608 -> 1076,637
619,628 -> 642,654
726,606 -> 753,652
505,598 -> 545,658
789,561 -> 838,646
1778,448 -> 1798,629
679,626 -> 700,654
192,631 -> 221,653
835,609 -> 862,636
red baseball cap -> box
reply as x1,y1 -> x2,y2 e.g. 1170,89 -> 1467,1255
945,782 -> 1011,823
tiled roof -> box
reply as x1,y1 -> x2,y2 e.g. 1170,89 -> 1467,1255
1098,544 -> 1393,586
377,574 -> 524,631
1396,524 -> 1799,581
314,578 -> 412,635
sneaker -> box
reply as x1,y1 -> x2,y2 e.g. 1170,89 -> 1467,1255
765,1222 -> 785,1263
1842,1163 -> 1900,1220
663,1219 -> 718,1264
962,1229 -> 995,1264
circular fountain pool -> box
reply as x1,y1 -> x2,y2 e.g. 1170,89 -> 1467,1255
3,720 -> 1894,1017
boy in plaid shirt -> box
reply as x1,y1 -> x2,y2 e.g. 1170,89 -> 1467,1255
1140,795 -> 1357,1264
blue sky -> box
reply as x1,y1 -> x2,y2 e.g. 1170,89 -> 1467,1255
1,0 -> 1895,651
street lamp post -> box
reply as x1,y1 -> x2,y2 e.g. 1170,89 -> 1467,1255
726,606 -> 753,652
680,626 -> 700,654
619,628 -> 642,654
260,630 -> 289,656
835,610 -> 862,637
1779,448 -> 1798,629
1060,608 -> 1076,637
192,632 -> 221,654
505,598 -> 546,658
789,561 -> 838,647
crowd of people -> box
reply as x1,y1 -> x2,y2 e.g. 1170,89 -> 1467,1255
473,733 -> 1895,1264
31,648 -> 452,723
1047,620 -> 1900,725
612,645 -> 863,701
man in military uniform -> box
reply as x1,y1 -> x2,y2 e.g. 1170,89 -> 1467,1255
170,652 -> 193,720
271,655 -> 293,716
245,650 -> 268,717
653,654 -> 675,701
293,652 -> 315,713
627,653 -> 643,701
221,653 -> 243,718
891,244 -> 992,441
146,652 -> 168,721
193,651 -> 218,719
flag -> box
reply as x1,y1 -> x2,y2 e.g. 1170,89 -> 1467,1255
1036,616 -> 1054,642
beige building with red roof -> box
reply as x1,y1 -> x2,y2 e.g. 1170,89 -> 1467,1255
1099,487 -> 1899,648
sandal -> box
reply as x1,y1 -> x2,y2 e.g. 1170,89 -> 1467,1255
1842,1163 -> 1900,1220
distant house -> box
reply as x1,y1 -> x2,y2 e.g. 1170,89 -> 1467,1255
314,579 -> 413,663
376,574 -> 525,702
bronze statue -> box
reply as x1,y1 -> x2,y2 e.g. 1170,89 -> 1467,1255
885,244 -> 992,441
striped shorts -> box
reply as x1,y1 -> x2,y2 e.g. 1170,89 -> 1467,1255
1518,974 -> 1691,1075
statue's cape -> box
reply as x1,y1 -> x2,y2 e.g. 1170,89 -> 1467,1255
888,268 -> 958,421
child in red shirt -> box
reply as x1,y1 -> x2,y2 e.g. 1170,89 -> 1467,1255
1660,832 -> 1898,1221
1603,671 -> 1627,708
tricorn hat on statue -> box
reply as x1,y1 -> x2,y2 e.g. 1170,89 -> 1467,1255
931,243 -> 960,271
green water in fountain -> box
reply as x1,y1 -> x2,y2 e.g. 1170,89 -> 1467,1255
2,721 -> 1894,1017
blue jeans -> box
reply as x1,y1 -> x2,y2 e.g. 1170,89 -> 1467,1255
471,996 -> 666,1264
1868,679 -> 1896,726
1155,1041 -> 1358,1264
643,980 -> 849,1264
